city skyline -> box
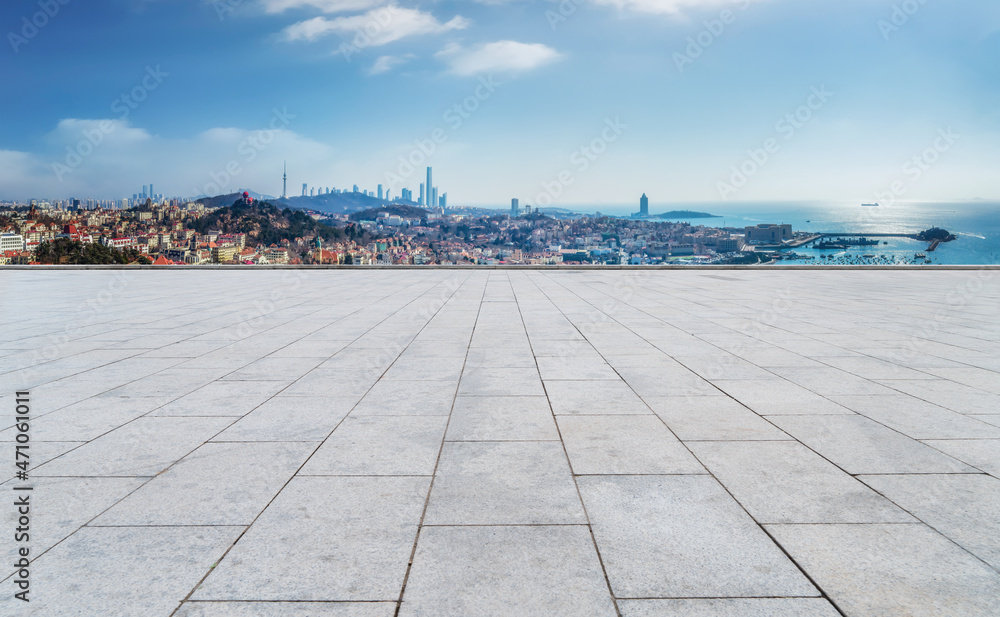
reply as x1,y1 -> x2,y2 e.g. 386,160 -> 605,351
1,1 -> 998,205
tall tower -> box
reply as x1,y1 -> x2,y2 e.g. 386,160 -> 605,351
640,193 -> 649,217
302,183 -> 307,197
419,183 -> 425,206
282,162 -> 287,199
426,167 -> 432,206
511,198 -> 520,217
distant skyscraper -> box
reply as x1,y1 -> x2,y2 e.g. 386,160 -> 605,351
377,184 -> 383,200
282,162 -> 287,199
426,167 -> 432,204
640,193 -> 649,217
302,183 -> 307,197
353,184 -> 359,193
511,198 -> 520,216
149,184 -> 154,201
431,187 -> 438,209
310,188 -> 315,197
419,183 -> 425,206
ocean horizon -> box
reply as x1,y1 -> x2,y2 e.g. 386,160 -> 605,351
513,201 -> 1000,265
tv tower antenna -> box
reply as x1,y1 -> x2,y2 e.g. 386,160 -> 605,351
282,161 -> 288,199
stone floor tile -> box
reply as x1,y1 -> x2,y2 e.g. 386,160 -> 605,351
424,441 -> 586,525
176,602 -> 396,617
353,380 -> 458,415
1,476 -> 145,560
151,380 -> 288,417
617,598 -> 841,617
536,356 -> 620,381
35,416 -> 234,477
301,415 -> 448,476
194,476 -> 429,601
458,367 -> 545,396
646,396 -> 788,441
876,379 -> 1000,415
859,473 -> 1000,569
828,394 -> 1000,440
578,475 -> 818,598
399,526 -> 617,617
446,396 -> 558,441
221,357 -> 324,381
971,415 -> 1000,428
558,416 -> 706,475
689,441 -> 915,524
769,415 -> 975,474
213,396 -> 357,441
92,442 -> 314,525
712,379 -> 853,415
767,523 -> 1000,617
545,379 -> 651,415
0,526 -> 242,617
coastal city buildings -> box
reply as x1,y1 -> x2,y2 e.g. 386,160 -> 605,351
0,193 -> 768,266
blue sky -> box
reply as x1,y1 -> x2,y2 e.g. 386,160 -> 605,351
1,0 -> 998,206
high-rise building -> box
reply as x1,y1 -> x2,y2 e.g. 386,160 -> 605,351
377,184 -> 383,200
353,184 -> 359,193
511,198 -> 520,216
149,184 -> 154,201
302,183 -> 307,197
426,167 -> 433,206
431,187 -> 438,209
310,188 -> 315,196
439,193 -> 447,209
419,183 -> 425,206
640,193 -> 649,217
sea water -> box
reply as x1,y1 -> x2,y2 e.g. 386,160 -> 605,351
567,202 -> 1000,265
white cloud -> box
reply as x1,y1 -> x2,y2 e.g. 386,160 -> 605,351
50,119 -> 152,146
3,118 -> 343,201
437,40 -> 562,76
282,6 -> 469,46
368,53 -> 414,75
260,0 -> 385,14
592,0 -> 754,15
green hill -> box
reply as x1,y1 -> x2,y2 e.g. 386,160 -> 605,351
190,200 -> 347,246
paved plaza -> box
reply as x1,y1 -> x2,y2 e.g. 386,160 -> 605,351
2,268 -> 1000,616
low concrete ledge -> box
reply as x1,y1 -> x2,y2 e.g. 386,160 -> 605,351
3,264 -> 1000,271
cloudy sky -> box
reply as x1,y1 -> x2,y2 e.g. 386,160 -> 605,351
1,0 -> 998,206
